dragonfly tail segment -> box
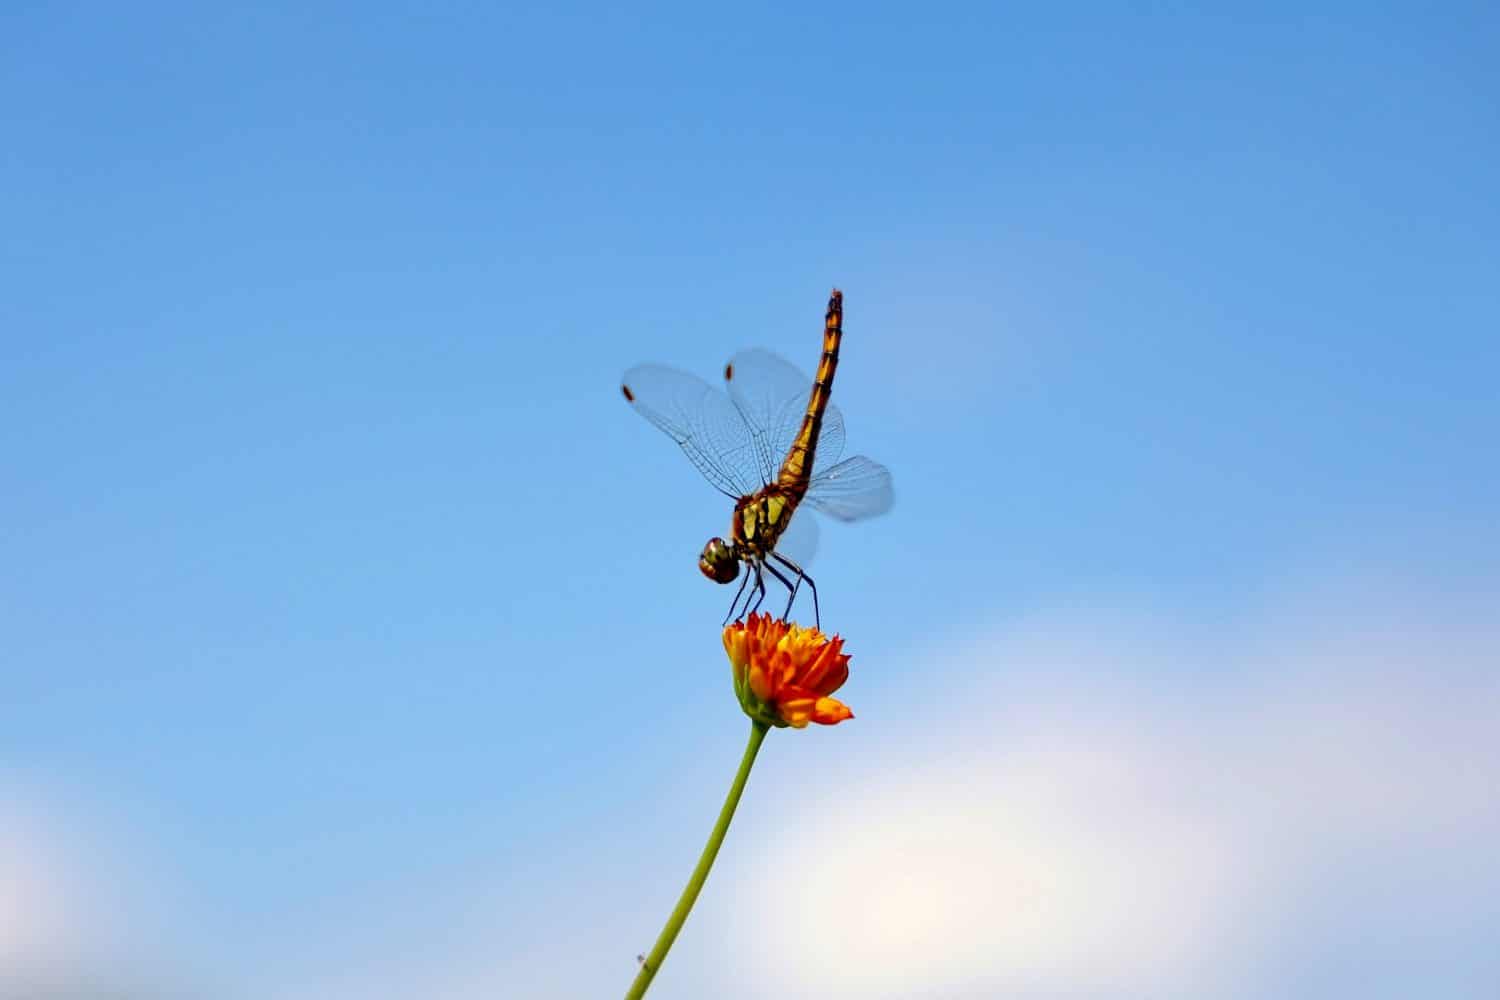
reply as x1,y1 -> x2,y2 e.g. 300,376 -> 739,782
775,288 -> 843,493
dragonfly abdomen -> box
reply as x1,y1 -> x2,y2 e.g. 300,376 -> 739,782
776,289 -> 844,493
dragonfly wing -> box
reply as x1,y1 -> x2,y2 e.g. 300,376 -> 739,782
804,455 -> 895,522
724,348 -> 846,481
621,363 -> 765,498
771,505 -> 820,568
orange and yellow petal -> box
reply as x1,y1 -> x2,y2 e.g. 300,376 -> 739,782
809,696 -> 853,725
776,697 -> 816,728
746,663 -> 774,703
774,690 -> 853,728
722,627 -> 748,670
795,636 -> 849,697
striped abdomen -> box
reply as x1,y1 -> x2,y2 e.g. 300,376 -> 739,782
775,288 -> 843,497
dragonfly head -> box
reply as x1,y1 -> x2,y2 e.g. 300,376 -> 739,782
699,537 -> 739,584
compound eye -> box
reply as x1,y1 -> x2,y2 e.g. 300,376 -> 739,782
698,538 -> 739,584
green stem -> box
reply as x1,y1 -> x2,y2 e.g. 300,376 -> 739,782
624,719 -> 770,1000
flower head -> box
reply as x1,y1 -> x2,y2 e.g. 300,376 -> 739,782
722,612 -> 854,728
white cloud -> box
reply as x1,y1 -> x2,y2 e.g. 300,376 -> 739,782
9,580 -> 1496,999
0,802 -> 81,970
0,788 -> 187,999
715,594 -> 1500,999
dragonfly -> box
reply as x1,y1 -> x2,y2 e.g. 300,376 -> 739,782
621,288 -> 894,627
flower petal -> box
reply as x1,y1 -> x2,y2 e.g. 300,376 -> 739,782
747,664 -> 774,702
722,627 -> 748,669
797,636 -> 849,696
776,695 -> 816,729
810,696 -> 853,725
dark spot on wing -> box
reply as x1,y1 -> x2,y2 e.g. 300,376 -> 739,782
621,384 -> 635,402
724,362 -> 735,381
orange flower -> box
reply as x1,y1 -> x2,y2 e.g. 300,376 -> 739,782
722,612 -> 854,728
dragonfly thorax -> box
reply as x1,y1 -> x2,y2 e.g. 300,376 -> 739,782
731,487 -> 799,559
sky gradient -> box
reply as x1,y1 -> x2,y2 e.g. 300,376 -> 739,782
3,3 -> 1498,998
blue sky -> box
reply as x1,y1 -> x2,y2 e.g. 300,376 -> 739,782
3,4 -> 1497,998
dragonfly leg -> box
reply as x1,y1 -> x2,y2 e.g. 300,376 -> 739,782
735,563 -> 762,617
723,564 -> 753,625
762,559 -> 800,623
770,551 -> 819,630
747,562 -> 768,617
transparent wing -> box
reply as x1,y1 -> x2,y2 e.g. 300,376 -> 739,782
804,455 -> 895,522
723,348 -> 846,484
771,504 -> 820,568
621,363 -> 765,498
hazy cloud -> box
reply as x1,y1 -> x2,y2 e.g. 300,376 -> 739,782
9,580 -> 1496,999
723,593 -> 1499,998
